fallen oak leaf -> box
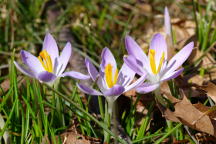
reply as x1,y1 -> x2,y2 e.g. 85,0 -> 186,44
202,82 -> 216,103
159,89 -> 216,137
194,103 -> 216,119
171,92 -> 214,135
192,104 -> 216,125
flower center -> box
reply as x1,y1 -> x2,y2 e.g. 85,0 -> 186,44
38,50 -> 53,73
149,49 -> 165,75
105,63 -> 118,88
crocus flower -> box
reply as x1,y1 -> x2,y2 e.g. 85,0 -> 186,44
14,33 -> 89,84
124,33 -> 194,93
77,48 -> 146,102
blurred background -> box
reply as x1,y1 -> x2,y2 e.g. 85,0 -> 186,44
0,0 -> 199,73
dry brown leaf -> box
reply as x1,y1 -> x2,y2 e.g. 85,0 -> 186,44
60,133 -> 90,144
0,76 -> 26,95
193,103 -> 216,119
202,82 -> 216,103
160,89 -> 216,137
55,124 -> 101,144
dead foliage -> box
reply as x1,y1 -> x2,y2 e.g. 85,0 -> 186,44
159,83 -> 216,137
202,82 -> 216,103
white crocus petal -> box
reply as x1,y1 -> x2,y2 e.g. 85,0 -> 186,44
149,33 -> 168,65
100,48 -> 117,72
124,75 -> 146,92
161,68 -> 184,82
117,63 -> 135,87
20,50 -> 44,74
167,42 -> 194,73
77,83 -> 102,96
57,42 -> 72,76
97,76 -> 108,93
14,61 -> 36,78
42,33 -> 59,64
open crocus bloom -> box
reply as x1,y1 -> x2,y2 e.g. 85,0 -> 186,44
124,33 -> 194,94
14,33 -> 89,84
77,48 -> 146,101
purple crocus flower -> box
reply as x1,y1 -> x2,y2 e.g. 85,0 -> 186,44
124,33 -> 194,93
14,33 -> 89,84
77,48 -> 146,102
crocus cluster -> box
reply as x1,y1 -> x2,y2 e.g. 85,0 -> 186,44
14,32 -> 193,101
14,8 -> 194,105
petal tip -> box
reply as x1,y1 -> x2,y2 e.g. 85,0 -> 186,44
66,42 -> 72,48
154,33 -> 164,39
125,35 -> 132,40
164,6 -> 169,14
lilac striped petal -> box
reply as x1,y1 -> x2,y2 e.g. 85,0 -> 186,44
37,71 -> 56,83
61,71 -> 90,80
123,55 -> 145,76
124,75 -> 146,92
149,33 -> 168,65
57,42 -> 72,75
164,7 -> 171,36
161,68 -> 184,82
14,61 -> 35,78
103,85 -> 125,97
136,83 -> 159,94
85,58 -> 99,81
96,76 -> 108,92
159,60 -> 175,77
167,42 -> 194,73
42,33 -> 59,63
125,36 -> 148,63
20,50 -> 44,74
100,48 -> 117,72
77,83 -> 102,95
117,63 -> 135,87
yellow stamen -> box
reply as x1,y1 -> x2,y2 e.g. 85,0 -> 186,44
113,69 -> 118,85
149,49 -> 157,74
105,63 -> 118,88
149,49 -> 165,74
157,52 -> 165,73
38,50 -> 53,72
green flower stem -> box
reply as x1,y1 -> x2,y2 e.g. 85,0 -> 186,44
105,97 -> 118,143
112,101 -> 118,144
107,98 -> 114,117
45,84 -> 127,144
104,101 -> 111,143
154,87 -> 166,107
